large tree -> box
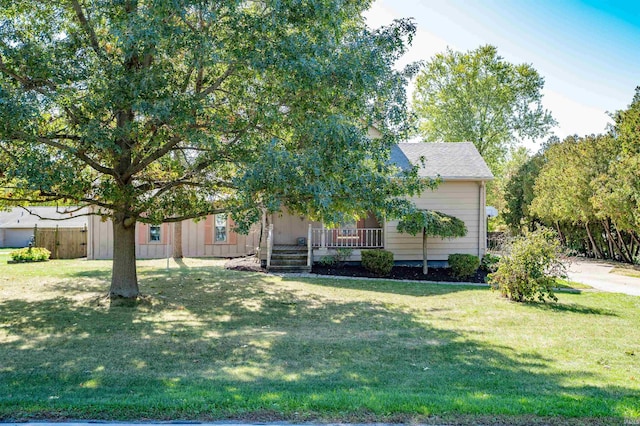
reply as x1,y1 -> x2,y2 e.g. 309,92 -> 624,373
593,87 -> 640,236
0,1 -> 423,299
412,45 -> 556,170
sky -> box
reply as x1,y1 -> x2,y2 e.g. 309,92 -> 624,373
364,0 -> 640,151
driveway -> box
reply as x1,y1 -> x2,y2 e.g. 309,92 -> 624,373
566,258 -> 640,296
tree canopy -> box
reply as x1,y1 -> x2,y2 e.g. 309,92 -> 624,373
0,0 -> 423,298
502,88 -> 640,262
397,209 -> 467,274
412,45 -> 556,171
397,209 -> 467,238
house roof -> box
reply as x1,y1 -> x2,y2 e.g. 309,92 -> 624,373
0,207 -> 88,229
391,142 -> 494,180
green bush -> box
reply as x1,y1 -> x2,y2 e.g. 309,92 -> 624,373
318,248 -> 353,267
318,255 -> 337,266
480,253 -> 501,272
361,249 -> 394,276
488,228 -> 566,303
448,253 -> 480,279
10,247 -> 51,263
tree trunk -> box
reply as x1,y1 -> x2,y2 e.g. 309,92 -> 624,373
603,219 -> 630,262
555,221 -> 566,246
173,221 -> 183,259
616,228 -> 634,263
110,216 -> 139,299
585,222 -> 603,259
422,227 -> 428,275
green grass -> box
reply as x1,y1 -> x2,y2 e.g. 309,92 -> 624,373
1,258 -> 639,425
611,266 -> 640,279
554,278 -> 593,290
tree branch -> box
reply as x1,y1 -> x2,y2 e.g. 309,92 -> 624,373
200,63 -> 237,96
125,136 -> 183,181
68,0 -> 107,61
35,135 -> 117,177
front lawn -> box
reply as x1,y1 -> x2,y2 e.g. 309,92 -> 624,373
0,258 -> 638,425
611,265 -> 640,279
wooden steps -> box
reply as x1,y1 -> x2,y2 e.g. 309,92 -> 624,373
268,245 -> 310,273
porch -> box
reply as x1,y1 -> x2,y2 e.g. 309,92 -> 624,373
265,224 -> 384,271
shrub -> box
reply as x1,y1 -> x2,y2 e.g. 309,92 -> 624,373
361,249 -> 394,276
319,255 -> 337,266
318,248 -> 353,267
488,228 -> 566,303
448,253 -> 480,279
480,253 -> 500,273
335,248 -> 353,263
10,247 -> 51,263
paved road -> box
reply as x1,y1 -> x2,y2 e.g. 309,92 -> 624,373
566,258 -> 640,296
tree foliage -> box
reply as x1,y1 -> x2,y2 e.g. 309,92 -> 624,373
397,209 -> 466,238
0,0 -> 423,298
397,208 -> 467,274
502,87 -> 640,263
488,227 -> 565,303
592,87 -> 640,234
412,45 -> 556,171
502,150 -> 544,233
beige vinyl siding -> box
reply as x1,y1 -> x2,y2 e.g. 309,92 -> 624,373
312,248 -> 365,262
385,180 -> 486,261
87,214 -> 259,260
269,209 -> 320,245
181,218 -> 260,258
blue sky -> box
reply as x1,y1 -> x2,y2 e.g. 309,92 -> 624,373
365,0 -> 640,150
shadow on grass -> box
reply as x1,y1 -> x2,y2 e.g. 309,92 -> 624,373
0,266 -> 637,423
525,302 -> 618,316
282,274 -> 486,297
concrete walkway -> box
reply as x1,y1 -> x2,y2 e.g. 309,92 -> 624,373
566,258 -> 640,296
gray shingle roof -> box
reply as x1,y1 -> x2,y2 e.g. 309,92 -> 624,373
0,207 -> 88,229
391,142 -> 494,180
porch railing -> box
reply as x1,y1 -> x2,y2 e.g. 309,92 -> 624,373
311,228 -> 383,249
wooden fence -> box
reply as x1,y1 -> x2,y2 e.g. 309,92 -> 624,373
34,225 -> 87,259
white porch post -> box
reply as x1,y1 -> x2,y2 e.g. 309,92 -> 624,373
307,224 -> 312,268
266,223 -> 274,270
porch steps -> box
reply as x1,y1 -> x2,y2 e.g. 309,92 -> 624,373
268,246 -> 310,273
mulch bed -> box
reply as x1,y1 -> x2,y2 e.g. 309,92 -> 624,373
225,256 -> 489,284
312,263 -> 489,283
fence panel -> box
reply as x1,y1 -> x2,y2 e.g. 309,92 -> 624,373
35,226 -> 87,259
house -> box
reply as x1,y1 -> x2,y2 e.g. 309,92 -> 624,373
87,213 -> 260,260
0,206 -> 89,258
262,142 -> 494,270
86,142 -> 493,266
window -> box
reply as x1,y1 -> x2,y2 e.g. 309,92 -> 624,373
215,214 -> 227,242
149,225 -> 161,242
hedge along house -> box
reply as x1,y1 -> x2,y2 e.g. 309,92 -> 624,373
262,142 -> 494,272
